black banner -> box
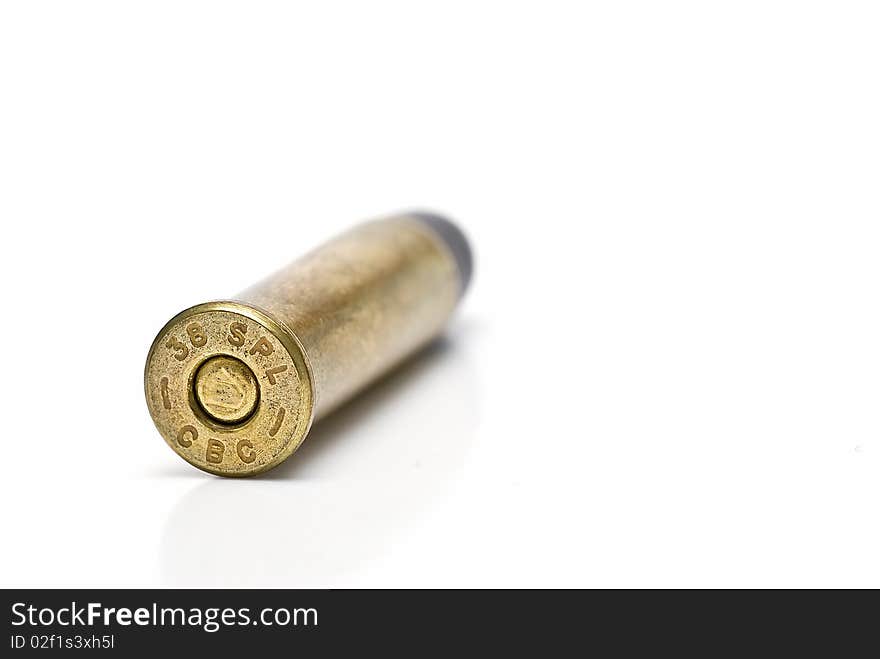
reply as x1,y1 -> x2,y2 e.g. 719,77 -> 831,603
2,589 -> 874,653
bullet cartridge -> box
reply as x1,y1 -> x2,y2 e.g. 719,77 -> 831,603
144,212 -> 472,476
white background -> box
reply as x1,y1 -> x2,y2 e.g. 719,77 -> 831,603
1,2 -> 879,588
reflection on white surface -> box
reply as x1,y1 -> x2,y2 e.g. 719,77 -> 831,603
161,331 -> 480,586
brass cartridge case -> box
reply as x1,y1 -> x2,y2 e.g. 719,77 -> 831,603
145,212 -> 472,477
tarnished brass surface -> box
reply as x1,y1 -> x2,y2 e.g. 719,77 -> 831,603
193,355 -> 260,425
145,213 -> 468,476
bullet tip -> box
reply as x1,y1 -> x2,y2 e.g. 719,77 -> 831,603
412,211 -> 473,296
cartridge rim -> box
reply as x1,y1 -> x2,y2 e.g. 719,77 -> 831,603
144,301 -> 315,477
